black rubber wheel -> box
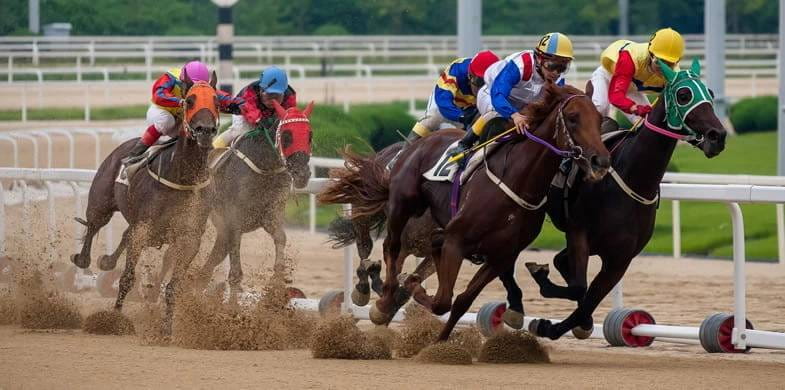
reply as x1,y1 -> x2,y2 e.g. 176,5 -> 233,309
699,313 -> 754,353
286,286 -> 307,300
318,289 -> 344,317
603,308 -> 655,347
476,301 -> 507,337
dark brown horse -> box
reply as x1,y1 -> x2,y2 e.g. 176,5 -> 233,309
326,83 -> 611,341
195,101 -> 314,294
523,60 -> 728,340
70,71 -> 220,332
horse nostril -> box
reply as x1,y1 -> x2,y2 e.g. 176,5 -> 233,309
707,129 -> 720,142
591,154 -> 611,169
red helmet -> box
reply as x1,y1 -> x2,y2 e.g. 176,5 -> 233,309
468,50 -> 500,78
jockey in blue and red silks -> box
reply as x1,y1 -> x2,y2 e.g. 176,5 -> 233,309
124,60 -> 242,162
212,66 -> 297,149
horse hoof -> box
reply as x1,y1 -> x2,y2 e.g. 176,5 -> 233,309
502,309 -> 525,330
572,325 -> 594,340
369,303 -> 393,325
70,253 -> 90,269
351,288 -> 370,306
98,255 -> 117,271
524,262 -> 549,277
528,318 -> 550,337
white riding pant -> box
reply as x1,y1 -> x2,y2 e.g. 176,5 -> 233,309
214,114 -> 254,147
411,93 -> 464,137
589,66 -> 650,123
146,105 -> 179,137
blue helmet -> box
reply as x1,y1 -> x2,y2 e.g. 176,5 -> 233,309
259,66 -> 288,95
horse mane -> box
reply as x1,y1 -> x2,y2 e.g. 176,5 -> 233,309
522,82 -> 584,129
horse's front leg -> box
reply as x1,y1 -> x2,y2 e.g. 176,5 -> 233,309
498,267 -> 525,329
263,212 -> 289,281
369,209 -> 409,325
527,229 -> 590,302
114,234 -> 143,312
437,263 -> 498,341
162,237 -> 201,336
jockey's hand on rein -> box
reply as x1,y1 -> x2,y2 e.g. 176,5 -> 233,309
511,112 -> 529,133
631,104 -> 652,117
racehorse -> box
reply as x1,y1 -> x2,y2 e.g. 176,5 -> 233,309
195,101 -> 314,293
321,143 -> 524,327
70,70 -> 220,333
325,83 -> 611,341
521,59 -> 728,340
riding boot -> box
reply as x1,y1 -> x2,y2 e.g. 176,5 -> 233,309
601,116 -> 620,133
122,140 -> 150,165
447,130 -> 480,168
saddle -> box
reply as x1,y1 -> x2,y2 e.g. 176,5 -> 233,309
115,138 -> 177,186
422,140 -> 503,184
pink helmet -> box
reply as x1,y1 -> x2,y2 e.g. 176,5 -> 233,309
181,61 -> 210,83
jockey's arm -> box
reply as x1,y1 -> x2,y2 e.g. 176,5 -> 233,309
152,74 -> 182,108
489,61 -> 523,119
608,51 -> 638,114
434,85 -> 463,122
216,90 -> 244,114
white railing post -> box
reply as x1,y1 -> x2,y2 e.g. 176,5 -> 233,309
32,131 -> 52,169
727,202 -> 748,350
342,203 -> 354,314
84,84 -> 91,122
48,130 -> 75,168
672,200 -> 681,258
309,164 -> 316,234
21,85 -> 27,122
0,135 -> 18,167
12,133 -> 39,168
777,203 -> 785,265
70,182 -> 83,254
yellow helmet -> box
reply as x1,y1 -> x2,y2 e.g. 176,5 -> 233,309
535,32 -> 574,60
648,28 -> 685,64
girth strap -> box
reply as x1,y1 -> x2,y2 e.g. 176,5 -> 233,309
608,167 -> 658,205
232,148 -> 288,175
147,165 -> 211,192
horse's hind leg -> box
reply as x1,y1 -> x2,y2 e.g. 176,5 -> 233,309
197,223 -> 231,289
97,227 -> 130,271
71,206 -> 113,269
526,245 -> 587,301
226,230 -> 243,297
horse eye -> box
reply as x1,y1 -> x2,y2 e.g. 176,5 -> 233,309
281,131 -> 293,148
676,87 -> 693,106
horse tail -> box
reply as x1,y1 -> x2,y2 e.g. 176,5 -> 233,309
326,215 -> 357,249
317,146 -> 390,219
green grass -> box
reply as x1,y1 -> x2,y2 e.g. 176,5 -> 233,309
0,105 -> 148,121
294,131 -> 782,261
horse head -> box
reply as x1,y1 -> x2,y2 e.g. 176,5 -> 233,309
526,83 -> 611,182
181,69 -> 220,149
271,99 -> 314,189
658,58 -> 727,158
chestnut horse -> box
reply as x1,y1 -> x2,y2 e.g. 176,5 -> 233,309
325,83 -> 611,340
71,70 -> 220,333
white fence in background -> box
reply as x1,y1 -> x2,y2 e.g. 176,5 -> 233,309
1,168 -> 784,352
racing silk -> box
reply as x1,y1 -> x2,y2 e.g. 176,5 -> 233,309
434,57 -> 476,122
237,80 -> 297,127
601,40 -> 677,113
151,68 -> 184,115
151,67 -> 239,115
484,50 -> 564,119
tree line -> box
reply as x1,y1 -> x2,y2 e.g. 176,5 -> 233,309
0,0 -> 778,37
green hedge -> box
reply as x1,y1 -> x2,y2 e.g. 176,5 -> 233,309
729,96 -> 776,134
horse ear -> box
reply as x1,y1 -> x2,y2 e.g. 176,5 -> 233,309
209,70 -> 218,89
690,57 -> 701,77
271,99 -> 287,118
181,67 -> 193,91
303,101 -> 315,117
657,58 -> 677,83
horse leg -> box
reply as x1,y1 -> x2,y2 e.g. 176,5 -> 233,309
162,239 -> 200,336
263,218 -> 289,281
436,263 -> 497,341
356,223 -> 384,297
226,229 -> 243,297
196,222 -> 231,289
430,232 -> 465,316
526,250 -> 579,300
97,227 -> 130,271
114,237 -> 142,312
532,256 -> 632,341
71,209 -> 113,269
369,210 -> 409,325
526,231 -> 589,302
498,267 -> 525,329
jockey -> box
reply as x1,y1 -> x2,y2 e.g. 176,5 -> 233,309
124,60 -> 241,162
449,33 -> 574,159
212,66 -> 297,149
407,50 -> 500,143
590,27 -> 684,131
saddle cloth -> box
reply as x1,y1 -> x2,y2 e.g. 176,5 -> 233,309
422,140 -> 502,184
115,139 -> 177,186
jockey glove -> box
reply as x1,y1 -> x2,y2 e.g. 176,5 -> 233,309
459,107 -> 479,130
632,104 -> 652,116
